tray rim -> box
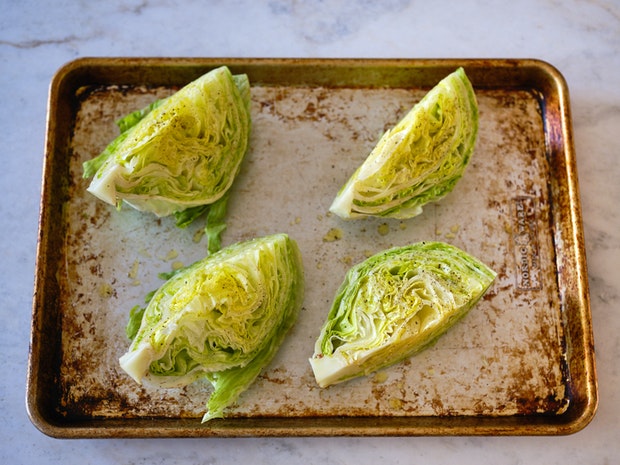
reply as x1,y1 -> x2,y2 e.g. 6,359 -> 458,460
27,57 -> 597,438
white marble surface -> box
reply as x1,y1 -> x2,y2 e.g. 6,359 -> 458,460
1,0 -> 619,463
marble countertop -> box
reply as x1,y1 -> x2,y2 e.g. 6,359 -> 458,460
1,0 -> 618,463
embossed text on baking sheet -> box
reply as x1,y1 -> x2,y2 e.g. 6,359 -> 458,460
512,195 -> 542,291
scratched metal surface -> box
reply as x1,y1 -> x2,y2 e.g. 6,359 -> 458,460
28,59 -> 595,437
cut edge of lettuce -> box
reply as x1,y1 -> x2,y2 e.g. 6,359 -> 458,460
119,233 -> 304,422
83,65 -> 251,219
309,241 -> 495,388
329,67 -> 479,220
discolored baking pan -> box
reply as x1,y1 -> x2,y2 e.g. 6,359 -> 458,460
27,58 -> 596,438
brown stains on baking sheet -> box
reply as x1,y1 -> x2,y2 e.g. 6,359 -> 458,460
50,74 -> 571,426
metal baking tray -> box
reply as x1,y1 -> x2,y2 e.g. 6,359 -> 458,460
27,58 -> 597,438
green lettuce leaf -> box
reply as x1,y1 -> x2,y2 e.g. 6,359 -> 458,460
173,191 -> 229,254
330,67 -> 478,219
309,241 -> 495,388
83,65 -> 251,218
119,233 -> 304,422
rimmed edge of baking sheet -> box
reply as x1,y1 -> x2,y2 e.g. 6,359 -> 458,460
27,57 -> 596,438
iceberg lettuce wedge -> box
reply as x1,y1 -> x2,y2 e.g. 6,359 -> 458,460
309,241 -> 495,388
119,233 -> 304,421
84,66 -> 251,218
330,67 -> 478,219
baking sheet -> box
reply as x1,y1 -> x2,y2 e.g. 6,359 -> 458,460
27,58 -> 597,437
